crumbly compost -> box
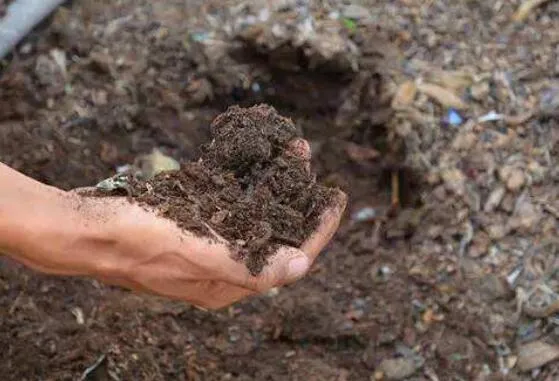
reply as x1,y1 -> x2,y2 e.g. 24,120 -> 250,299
99,105 -> 337,275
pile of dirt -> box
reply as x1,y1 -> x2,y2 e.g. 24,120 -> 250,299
94,104 -> 337,275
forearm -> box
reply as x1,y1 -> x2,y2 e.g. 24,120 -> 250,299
0,163 -> 59,252
0,163 -> 109,276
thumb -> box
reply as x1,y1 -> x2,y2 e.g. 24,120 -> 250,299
241,246 -> 310,292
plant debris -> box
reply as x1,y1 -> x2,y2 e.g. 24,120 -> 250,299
517,341 -> 559,372
513,0 -> 552,22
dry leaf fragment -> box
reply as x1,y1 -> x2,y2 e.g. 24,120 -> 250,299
426,70 -> 474,91
504,110 -> 534,126
517,341 -> 559,371
417,82 -> 467,110
523,299 -> 559,318
134,148 -> 180,179
513,0 -> 552,22
513,0 -> 551,22
391,81 -> 417,109
344,142 -> 381,162
484,186 -> 506,212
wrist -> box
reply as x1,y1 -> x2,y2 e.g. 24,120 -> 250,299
0,165 -> 57,255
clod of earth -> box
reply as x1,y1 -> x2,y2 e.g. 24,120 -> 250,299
92,104 -> 339,275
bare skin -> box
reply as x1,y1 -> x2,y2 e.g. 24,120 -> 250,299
0,139 -> 346,309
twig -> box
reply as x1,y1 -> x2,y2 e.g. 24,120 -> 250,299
201,222 -> 227,244
391,170 -> 400,209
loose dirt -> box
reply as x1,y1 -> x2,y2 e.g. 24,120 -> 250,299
95,104 -> 337,275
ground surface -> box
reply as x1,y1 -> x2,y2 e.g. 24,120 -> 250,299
1,0 -> 559,380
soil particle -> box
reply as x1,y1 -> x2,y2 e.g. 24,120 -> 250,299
378,357 -> 419,380
95,104 -> 337,275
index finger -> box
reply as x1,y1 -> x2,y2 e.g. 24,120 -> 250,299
300,190 -> 347,261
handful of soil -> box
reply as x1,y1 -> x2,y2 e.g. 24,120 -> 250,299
96,105 -> 337,275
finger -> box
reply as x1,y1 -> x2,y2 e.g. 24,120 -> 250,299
138,279 -> 255,310
179,235 -> 309,293
191,281 -> 256,310
236,246 -> 310,292
301,189 -> 347,261
286,138 -> 311,173
286,138 -> 311,161
109,248 -> 256,309
98,272 -> 255,310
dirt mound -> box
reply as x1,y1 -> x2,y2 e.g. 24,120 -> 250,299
94,104 -> 337,275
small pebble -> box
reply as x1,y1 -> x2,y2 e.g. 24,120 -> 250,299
539,86 -> 559,116
527,160 -> 545,184
470,81 -> 490,101
486,224 -> 508,240
509,197 -> 540,231
468,232 -> 490,258
475,274 -> 509,302
452,132 -> 476,150
378,358 -> 419,380
484,186 -> 506,212
19,43 -> 33,55
342,4 -> 372,19
353,207 -> 377,222
506,169 -> 525,191
441,168 -> 466,196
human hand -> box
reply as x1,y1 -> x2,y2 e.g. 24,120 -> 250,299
15,139 -> 346,309
81,188 -> 345,309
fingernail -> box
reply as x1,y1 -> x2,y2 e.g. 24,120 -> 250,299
287,256 -> 309,282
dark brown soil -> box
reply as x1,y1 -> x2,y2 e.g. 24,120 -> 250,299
4,1 -> 558,380
96,104 -> 336,275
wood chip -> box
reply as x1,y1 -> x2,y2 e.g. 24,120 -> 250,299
344,142 -> 381,162
391,81 -> 417,109
426,70 -> 474,91
417,82 -> 468,110
517,341 -> 559,371
513,0 -> 552,22
523,299 -> 559,318
504,110 -> 534,126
